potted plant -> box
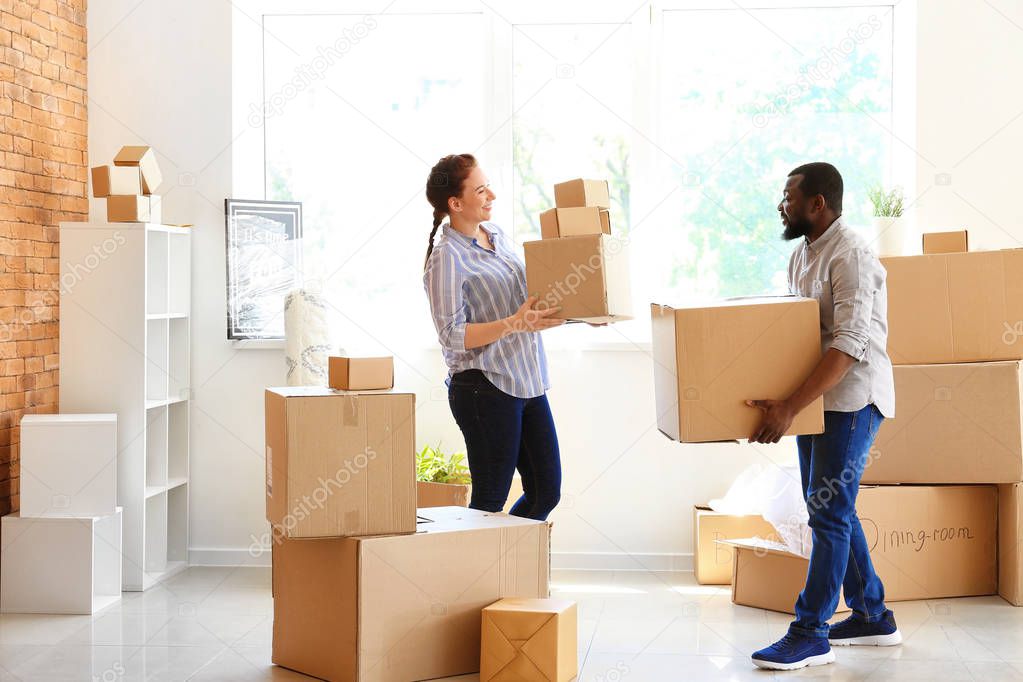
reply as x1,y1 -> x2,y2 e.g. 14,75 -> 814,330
868,185 -> 906,256
416,444 -> 472,508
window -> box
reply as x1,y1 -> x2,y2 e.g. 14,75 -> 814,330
233,1 -> 897,348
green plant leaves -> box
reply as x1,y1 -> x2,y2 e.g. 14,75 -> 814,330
416,443 -> 471,485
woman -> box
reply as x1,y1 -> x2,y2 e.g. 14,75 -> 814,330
423,153 -> 564,521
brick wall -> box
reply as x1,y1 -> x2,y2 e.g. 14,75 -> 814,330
0,0 -> 88,516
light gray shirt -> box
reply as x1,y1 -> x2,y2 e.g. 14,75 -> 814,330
788,217 -> 895,417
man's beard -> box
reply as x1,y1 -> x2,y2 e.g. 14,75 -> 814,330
782,215 -> 813,241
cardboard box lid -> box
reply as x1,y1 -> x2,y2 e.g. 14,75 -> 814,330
266,385 -> 413,398
719,537 -> 801,560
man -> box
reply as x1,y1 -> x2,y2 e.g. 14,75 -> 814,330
745,162 -> 901,671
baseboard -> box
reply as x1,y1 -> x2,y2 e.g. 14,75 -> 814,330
188,547 -> 693,572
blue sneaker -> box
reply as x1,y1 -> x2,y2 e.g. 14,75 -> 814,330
751,633 -> 835,670
828,609 -> 902,646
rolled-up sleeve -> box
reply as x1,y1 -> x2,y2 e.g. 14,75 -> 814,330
829,248 -> 881,361
424,249 -> 467,352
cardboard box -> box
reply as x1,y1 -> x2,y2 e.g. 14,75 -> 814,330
107,195 -> 151,222
539,207 -> 611,239
113,145 -> 162,194
272,507 -> 551,682
728,485 -> 998,613
922,230 -> 968,254
524,234 -> 632,324
327,356 -> 394,391
999,483 -> 1023,606
264,387 -> 416,539
693,505 -> 780,584
651,297 -> 824,443
481,598 -> 577,682
865,362 -> 1023,484
90,165 -> 141,197
417,480 -> 470,508
882,249 -> 1023,365
553,178 -> 610,209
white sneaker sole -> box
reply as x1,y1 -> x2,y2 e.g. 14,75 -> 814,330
829,630 -> 902,647
751,650 -> 836,671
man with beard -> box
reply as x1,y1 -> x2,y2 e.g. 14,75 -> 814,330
745,162 -> 901,671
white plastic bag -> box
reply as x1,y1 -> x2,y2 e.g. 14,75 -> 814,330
709,463 -> 812,558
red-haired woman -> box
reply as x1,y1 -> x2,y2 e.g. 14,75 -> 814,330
423,154 -> 563,520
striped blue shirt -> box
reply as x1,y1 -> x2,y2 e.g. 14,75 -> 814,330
424,222 -> 550,399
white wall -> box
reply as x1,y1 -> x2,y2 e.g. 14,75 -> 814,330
86,0 -> 1023,568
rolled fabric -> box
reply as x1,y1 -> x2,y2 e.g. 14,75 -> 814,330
284,288 -> 332,386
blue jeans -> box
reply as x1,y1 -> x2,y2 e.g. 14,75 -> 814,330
790,404 -> 888,638
447,369 -> 562,521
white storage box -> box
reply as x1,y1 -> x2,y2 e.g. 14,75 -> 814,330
20,414 -> 117,517
1,508 -> 122,614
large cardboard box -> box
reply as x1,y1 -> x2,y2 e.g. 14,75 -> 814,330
264,387 -> 416,539
272,507 -> 551,682
728,485 -> 998,613
693,506 -> 780,584
865,362 -> 1023,484
553,178 -> 610,209
882,249 -> 1023,365
651,297 -> 824,443
539,207 -> 611,239
524,234 -> 632,324
113,145 -> 162,194
327,355 -> 394,391
1000,483 -> 1023,606
90,165 -> 141,197
417,480 -> 470,508
922,230 -> 968,254
481,598 -> 577,682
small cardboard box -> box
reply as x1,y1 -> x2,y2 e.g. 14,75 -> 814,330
539,207 -> 611,239
693,505 -> 780,585
553,178 -> 610,209
90,165 -> 141,197
264,387 -> 416,539
882,249 -> 1023,365
999,483 -> 1023,606
524,234 -> 632,324
651,297 -> 824,443
922,230 -> 968,254
417,480 -> 470,508
728,485 -> 998,613
113,145 -> 162,194
865,361 -> 1023,484
327,356 -> 394,391
107,195 -> 152,223
481,598 -> 577,682
272,507 -> 551,682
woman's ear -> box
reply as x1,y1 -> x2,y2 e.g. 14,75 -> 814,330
447,196 -> 461,214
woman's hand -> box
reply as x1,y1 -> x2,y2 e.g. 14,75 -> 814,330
507,296 -> 565,334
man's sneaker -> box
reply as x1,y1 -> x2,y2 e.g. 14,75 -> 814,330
751,633 -> 835,671
828,609 -> 902,646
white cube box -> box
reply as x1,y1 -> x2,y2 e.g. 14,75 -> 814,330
1,508 -> 122,614
20,414 -> 117,517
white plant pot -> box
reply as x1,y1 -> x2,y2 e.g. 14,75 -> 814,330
871,216 -> 908,257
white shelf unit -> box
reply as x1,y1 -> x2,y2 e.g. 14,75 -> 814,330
59,222 -> 191,591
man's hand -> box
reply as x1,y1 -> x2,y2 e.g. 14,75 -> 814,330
746,399 -> 796,444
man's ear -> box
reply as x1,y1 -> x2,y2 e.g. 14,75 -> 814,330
812,194 -> 826,214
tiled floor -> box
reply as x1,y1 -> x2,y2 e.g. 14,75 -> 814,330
1,567 -> 1022,680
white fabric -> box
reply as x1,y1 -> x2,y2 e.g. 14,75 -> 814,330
284,288 -> 332,386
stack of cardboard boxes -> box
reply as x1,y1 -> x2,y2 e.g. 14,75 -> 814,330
523,179 -> 632,324
90,145 -> 163,223
266,356 -> 564,681
706,230 -> 1023,612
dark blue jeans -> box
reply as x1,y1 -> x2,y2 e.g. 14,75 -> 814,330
447,369 -> 562,521
791,404 -> 888,638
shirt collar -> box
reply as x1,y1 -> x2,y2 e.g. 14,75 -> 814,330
442,222 -> 497,249
805,216 -> 844,252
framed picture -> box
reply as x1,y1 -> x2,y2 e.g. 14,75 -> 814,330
225,199 -> 303,340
